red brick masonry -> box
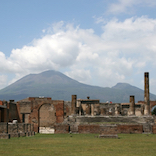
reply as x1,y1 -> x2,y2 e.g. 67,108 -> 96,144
54,124 -> 70,134
152,125 -> 156,134
54,124 -> 144,134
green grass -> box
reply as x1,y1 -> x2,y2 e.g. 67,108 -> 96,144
0,134 -> 156,156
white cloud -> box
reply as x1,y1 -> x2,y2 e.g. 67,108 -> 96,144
0,75 -> 8,89
107,0 -> 156,14
65,69 -> 91,84
1,16 -> 156,93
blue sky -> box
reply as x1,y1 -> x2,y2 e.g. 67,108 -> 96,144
1,0 -> 156,96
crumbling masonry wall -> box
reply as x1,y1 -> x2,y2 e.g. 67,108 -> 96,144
0,122 -> 34,139
17,97 -> 64,132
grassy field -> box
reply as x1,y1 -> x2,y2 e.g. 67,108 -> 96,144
0,133 -> 156,156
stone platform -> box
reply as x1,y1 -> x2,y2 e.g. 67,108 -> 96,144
99,134 -> 118,139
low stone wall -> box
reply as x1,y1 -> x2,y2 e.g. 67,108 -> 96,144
75,116 -> 154,124
0,123 -> 35,139
117,125 -> 143,134
54,124 -> 146,134
78,125 -> 118,134
78,124 -> 143,134
54,124 -> 70,134
0,123 -> 8,133
152,125 -> 156,134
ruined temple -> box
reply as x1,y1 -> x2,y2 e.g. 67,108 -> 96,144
0,72 -> 156,138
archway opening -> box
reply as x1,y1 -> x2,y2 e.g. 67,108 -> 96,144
39,103 -> 56,134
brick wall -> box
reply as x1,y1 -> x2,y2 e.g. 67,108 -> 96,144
78,125 -> 100,133
117,125 -> 143,134
54,123 -> 147,134
55,101 -> 64,123
78,124 -> 143,134
152,125 -> 156,134
54,124 -> 69,133
78,125 -> 118,134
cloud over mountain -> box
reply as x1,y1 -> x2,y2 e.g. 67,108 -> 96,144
0,16 -> 156,93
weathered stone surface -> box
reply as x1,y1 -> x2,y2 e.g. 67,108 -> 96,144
130,96 -> 135,115
39,104 -> 56,127
0,134 -> 10,139
69,124 -> 79,133
19,132 -> 26,137
143,124 -> 152,133
144,72 -> 150,115
99,134 -> 118,139
54,124 -> 69,133
78,125 -> 118,134
19,102 -> 31,114
78,125 -> 100,133
0,123 -> 8,133
39,127 -> 54,134
117,125 -> 143,134
71,95 -> 77,114
152,125 -> 156,134
0,123 -> 34,139
75,116 -> 154,124
9,133 -> 20,138
17,98 -> 64,133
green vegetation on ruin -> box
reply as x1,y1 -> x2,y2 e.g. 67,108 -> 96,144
0,133 -> 156,156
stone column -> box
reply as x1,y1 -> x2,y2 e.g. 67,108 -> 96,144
115,104 -> 120,115
91,104 -> 94,116
144,72 -> 150,115
77,100 -> 81,116
130,96 -> 135,115
71,95 -> 77,114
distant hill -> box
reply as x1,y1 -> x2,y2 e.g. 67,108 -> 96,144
0,70 -> 156,102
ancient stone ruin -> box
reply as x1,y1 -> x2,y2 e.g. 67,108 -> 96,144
0,72 -> 156,138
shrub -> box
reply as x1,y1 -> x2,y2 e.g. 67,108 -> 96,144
152,107 -> 156,115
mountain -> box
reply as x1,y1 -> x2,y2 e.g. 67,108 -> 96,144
0,70 -> 156,103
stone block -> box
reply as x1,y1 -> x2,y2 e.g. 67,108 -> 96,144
99,134 -> 118,139
9,133 -> 20,138
26,132 -> 31,136
31,131 -> 35,135
117,125 -> 143,134
0,134 -> 10,139
54,124 -> 69,133
78,125 -> 100,133
152,125 -> 156,134
19,132 -> 26,137
0,123 -> 8,133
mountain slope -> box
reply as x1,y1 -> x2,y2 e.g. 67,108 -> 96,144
0,70 -> 156,102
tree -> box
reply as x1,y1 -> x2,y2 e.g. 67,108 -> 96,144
152,107 -> 156,115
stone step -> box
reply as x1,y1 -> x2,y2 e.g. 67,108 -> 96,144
143,124 -> 152,133
39,127 -> 54,134
99,134 -> 118,139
